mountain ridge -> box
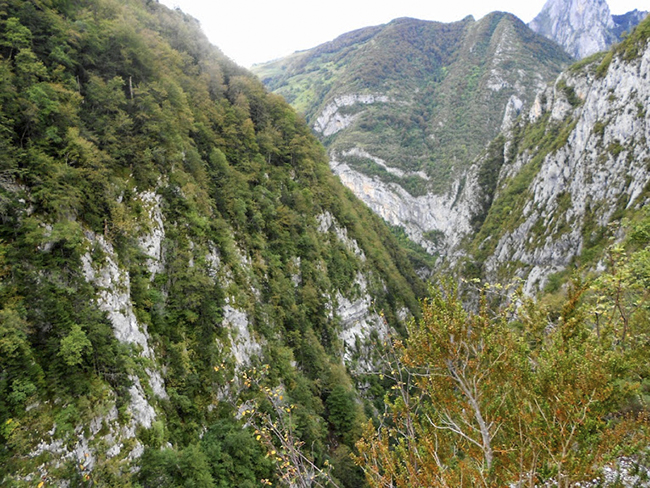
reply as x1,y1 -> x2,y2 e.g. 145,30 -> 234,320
253,12 -> 572,260
481,15 -> 650,288
432,14 -> 650,293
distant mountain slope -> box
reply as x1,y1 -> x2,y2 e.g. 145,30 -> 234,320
254,14 -> 571,257
529,0 -> 648,59
0,0 -> 423,484
613,9 -> 649,39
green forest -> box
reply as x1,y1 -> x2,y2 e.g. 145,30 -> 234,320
0,0 -> 422,485
0,0 -> 649,486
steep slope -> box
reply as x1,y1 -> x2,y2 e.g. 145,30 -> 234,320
0,0 -> 423,484
460,16 -> 650,293
529,0 -> 648,59
254,14 -> 571,259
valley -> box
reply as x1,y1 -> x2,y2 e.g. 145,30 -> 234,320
0,0 -> 649,486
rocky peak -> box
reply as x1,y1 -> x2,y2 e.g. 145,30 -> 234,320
612,9 -> 649,38
529,0 -> 648,59
529,0 -> 616,58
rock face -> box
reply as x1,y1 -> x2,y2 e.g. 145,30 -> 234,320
464,26 -> 650,293
82,229 -> 157,360
316,211 -> 393,370
223,303 -> 261,367
314,94 -> 391,136
330,154 -> 476,254
335,272 -> 386,371
529,0 -> 647,59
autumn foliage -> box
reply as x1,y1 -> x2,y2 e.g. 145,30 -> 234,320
356,276 -> 650,487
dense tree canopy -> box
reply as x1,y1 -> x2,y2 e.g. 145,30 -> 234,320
0,0 -> 423,485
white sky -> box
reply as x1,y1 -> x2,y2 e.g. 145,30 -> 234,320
158,0 -> 647,67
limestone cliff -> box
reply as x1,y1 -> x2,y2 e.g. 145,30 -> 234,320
462,20 -> 650,293
529,0 -> 647,59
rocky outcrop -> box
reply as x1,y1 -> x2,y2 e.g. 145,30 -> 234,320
314,94 -> 390,136
340,148 -> 431,181
330,154 -> 476,255
317,211 -> 385,368
335,273 -> 386,371
317,210 -> 367,260
224,302 -> 261,367
501,95 -> 525,131
137,190 -> 166,278
529,0 -> 647,59
529,0 -> 616,59
26,398 -> 144,485
82,231 -> 157,360
478,37 -> 650,292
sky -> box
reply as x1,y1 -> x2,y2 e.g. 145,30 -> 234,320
158,0 -> 647,68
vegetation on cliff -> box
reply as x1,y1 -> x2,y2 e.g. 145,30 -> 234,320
0,0 -> 423,485
356,208 -> 650,486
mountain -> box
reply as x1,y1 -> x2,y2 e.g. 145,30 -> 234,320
0,0 -> 424,484
453,15 -> 650,293
2,0 -> 649,484
528,0 -> 648,59
356,24 -> 650,483
613,9 -> 649,38
253,14 -> 572,262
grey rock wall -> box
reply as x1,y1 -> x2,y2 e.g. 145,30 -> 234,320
483,41 -> 650,292
529,0 -> 648,59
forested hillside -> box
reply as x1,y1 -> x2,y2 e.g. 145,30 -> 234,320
2,0 -> 650,486
0,0 -> 424,485
253,14 -> 572,258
